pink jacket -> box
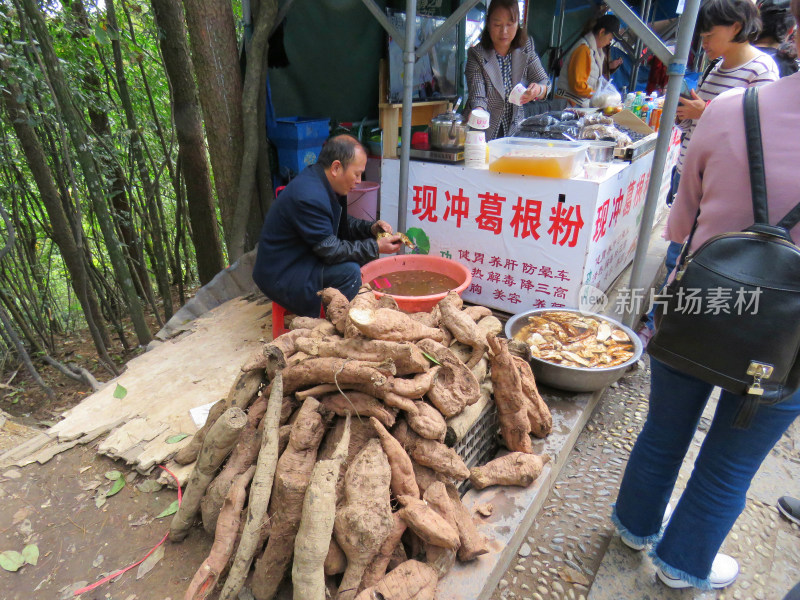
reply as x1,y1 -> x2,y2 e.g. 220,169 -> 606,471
666,72 -> 800,252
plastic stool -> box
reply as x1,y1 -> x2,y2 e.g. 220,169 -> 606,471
271,302 -> 325,340
271,302 -> 290,340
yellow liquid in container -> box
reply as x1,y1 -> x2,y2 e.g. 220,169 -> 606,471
489,155 -> 570,178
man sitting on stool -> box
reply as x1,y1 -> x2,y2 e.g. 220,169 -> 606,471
253,134 -> 401,317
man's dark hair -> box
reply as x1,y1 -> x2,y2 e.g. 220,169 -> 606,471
592,14 -> 621,35
318,134 -> 364,169
698,0 -> 762,43
479,0 -> 528,51
757,0 -> 795,42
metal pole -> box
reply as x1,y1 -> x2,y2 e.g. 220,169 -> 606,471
398,0 -> 417,244
605,0 -> 672,65
628,0 -> 652,92
360,0 -> 406,47
622,0 -> 702,328
415,0 -> 481,58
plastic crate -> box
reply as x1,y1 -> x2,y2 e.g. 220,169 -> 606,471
271,117 -> 329,150
276,145 -> 324,176
454,401 -> 499,496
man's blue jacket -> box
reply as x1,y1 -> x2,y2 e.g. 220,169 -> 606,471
252,164 -> 378,316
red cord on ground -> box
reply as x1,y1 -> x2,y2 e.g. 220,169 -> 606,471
73,465 -> 183,596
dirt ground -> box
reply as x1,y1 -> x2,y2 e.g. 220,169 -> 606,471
0,292 -> 218,599
0,442 -> 214,600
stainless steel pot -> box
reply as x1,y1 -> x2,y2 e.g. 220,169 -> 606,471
430,98 -> 466,151
504,308 -> 643,393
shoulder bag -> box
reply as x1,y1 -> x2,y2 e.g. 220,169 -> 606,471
648,87 -> 800,428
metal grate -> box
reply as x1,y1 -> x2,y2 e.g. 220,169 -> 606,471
453,402 -> 499,496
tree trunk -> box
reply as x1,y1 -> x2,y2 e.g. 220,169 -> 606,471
181,0 -> 244,253
105,0 -> 173,322
227,0 -> 277,260
0,66 -> 116,372
150,0 -> 225,285
20,0 -> 152,346
67,0 -> 152,300
0,202 -> 55,399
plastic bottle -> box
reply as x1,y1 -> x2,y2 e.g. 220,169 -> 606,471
624,93 -> 636,110
631,92 -> 644,116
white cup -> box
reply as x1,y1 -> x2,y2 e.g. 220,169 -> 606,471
508,83 -> 527,106
465,130 -> 486,145
467,108 -> 490,129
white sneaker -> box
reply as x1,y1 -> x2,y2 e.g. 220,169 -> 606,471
656,553 -> 739,589
619,503 -> 674,551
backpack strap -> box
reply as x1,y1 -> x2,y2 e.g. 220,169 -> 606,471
743,87 -> 769,225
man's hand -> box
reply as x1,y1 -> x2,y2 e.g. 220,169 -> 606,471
371,220 -> 393,236
377,234 -> 402,254
676,90 -> 705,121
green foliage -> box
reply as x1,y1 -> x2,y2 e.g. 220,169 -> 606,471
0,0 -> 205,368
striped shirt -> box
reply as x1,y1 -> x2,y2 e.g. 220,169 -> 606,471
677,52 -> 779,172
497,52 -> 513,138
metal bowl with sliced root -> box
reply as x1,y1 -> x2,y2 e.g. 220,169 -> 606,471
504,308 -> 643,393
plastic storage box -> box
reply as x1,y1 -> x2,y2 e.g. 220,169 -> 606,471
488,138 -> 588,178
272,117 -> 330,175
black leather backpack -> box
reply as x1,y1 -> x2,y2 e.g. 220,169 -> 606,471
648,87 -> 800,428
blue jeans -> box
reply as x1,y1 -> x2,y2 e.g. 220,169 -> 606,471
321,261 -> 361,302
612,358 -> 800,588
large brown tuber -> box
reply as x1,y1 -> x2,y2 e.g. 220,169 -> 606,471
292,413 -> 351,600
281,357 -> 393,396
324,537 -> 347,576
469,452 -> 550,489
445,482 -> 489,561
321,390 -> 397,428
406,401 -> 446,442
175,370 -> 262,465
417,339 -> 480,416
487,334 -> 533,453
361,512 -> 408,589
241,329 -> 306,373
218,374 -> 284,600
170,407 -> 247,541
355,560 -> 438,600
403,426 -> 469,481
319,287 -> 350,333
335,438 -> 394,600
295,337 -> 430,375
423,482 -> 459,577
251,397 -> 327,600
437,291 -> 487,368
371,417 -> 419,499
349,307 -> 445,343
397,495 -> 460,549
184,466 -> 255,600
344,285 -> 380,338
201,395 -> 267,534
511,355 -> 552,438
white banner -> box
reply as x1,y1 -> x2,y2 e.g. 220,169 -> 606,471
380,129 -> 681,313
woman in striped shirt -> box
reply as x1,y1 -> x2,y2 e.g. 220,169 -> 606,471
640,0 -> 781,342
675,0 -> 780,173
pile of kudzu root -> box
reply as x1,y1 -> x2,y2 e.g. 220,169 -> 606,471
169,286 -> 552,600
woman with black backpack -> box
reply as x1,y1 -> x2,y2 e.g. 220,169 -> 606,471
611,0 -> 800,591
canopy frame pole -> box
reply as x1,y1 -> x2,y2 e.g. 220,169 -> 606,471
628,0 -> 653,91
605,0 -> 673,65
397,0 -> 418,247
360,0 -> 407,47
415,0 -> 482,58
622,0 -> 702,328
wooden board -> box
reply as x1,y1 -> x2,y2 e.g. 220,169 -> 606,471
1,296 -> 272,479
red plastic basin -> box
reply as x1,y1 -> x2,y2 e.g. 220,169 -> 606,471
360,255 -> 472,313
